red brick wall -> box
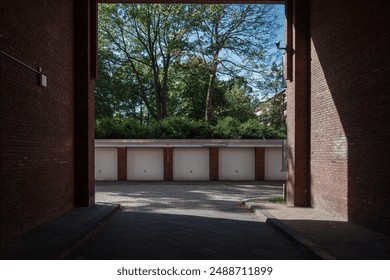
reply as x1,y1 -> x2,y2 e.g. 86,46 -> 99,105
209,148 -> 219,180
0,0 -> 76,242
285,0 -> 311,207
310,0 -> 390,230
117,148 -> 127,180
255,148 -> 265,181
163,147 -> 173,180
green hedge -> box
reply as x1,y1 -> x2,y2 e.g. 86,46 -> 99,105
95,116 -> 286,139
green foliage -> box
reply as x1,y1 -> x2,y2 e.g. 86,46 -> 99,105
211,117 -> 286,139
95,4 -> 286,139
95,116 -> 286,139
95,117 -> 151,139
214,78 -> 257,122
212,117 -> 242,139
256,90 -> 287,130
168,57 -> 210,120
191,4 -> 281,121
98,4 -> 196,120
268,196 -> 286,204
152,117 -> 212,139
239,119 -> 286,139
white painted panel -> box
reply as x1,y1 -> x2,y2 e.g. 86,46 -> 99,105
219,148 -> 255,180
95,148 -> 117,180
127,148 -> 164,180
265,148 -> 287,180
173,148 -> 209,180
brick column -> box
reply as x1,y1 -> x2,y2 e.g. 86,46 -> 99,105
286,0 -> 311,207
255,148 -> 265,181
117,147 -> 127,181
209,148 -> 219,181
164,147 -> 173,181
73,0 -> 97,207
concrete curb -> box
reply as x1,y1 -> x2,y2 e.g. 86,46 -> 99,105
59,203 -> 122,259
242,201 -> 337,260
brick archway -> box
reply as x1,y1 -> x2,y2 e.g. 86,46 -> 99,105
2,0 -> 389,245
70,0 -> 390,232
77,0 -> 303,206
76,0 -> 310,206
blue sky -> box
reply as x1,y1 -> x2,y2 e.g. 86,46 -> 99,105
273,4 -> 286,53
276,5 -> 285,45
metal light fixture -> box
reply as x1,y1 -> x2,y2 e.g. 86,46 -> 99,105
275,40 -> 286,50
1,34 -> 47,87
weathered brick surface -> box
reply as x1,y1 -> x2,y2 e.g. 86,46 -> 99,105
0,0 -> 76,242
310,0 -> 390,230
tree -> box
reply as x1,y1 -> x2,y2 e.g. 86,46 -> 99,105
215,77 -> 256,122
190,4 -> 280,122
99,4 -> 195,120
168,56 -> 210,119
95,48 -> 142,120
257,60 -> 285,100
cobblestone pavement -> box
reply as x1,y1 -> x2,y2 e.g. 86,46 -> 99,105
66,182 -> 315,260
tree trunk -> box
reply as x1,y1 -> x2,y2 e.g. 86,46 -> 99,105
161,54 -> 171,119
152,62 -> 162,121
205,70 -> 217,122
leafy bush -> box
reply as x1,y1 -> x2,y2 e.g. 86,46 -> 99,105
151,117 -> 212,139
95,116 -> 286,139
239,119 -> 286,139
244,119 -> 287,139
95,117 -> 125,139
212,117 -> 241,139
121,118 -> 152,138
95,117 -> 150,139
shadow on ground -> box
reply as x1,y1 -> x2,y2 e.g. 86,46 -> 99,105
277,219 -> 390,260
65,210 -> 316,260
64,181 -> 316,260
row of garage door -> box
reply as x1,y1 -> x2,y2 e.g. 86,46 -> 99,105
95,147 -> 286,181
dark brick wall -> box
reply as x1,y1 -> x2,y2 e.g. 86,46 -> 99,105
310,0 -> 390,230
73,0 -> 96,208
0,0 -> 75,242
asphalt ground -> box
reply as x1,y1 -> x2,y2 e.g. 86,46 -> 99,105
3,181 -> 388,260
65,181 -> 315,260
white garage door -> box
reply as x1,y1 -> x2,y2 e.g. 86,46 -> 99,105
219,148 -> 255,180
265,148 -> 287,180
127,148 -> 164,180
173,148 -> 209,180
95,148 -> 117,180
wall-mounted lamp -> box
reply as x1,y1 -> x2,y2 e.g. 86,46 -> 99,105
276,40 -> 286,51
1,35 -> 47,87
